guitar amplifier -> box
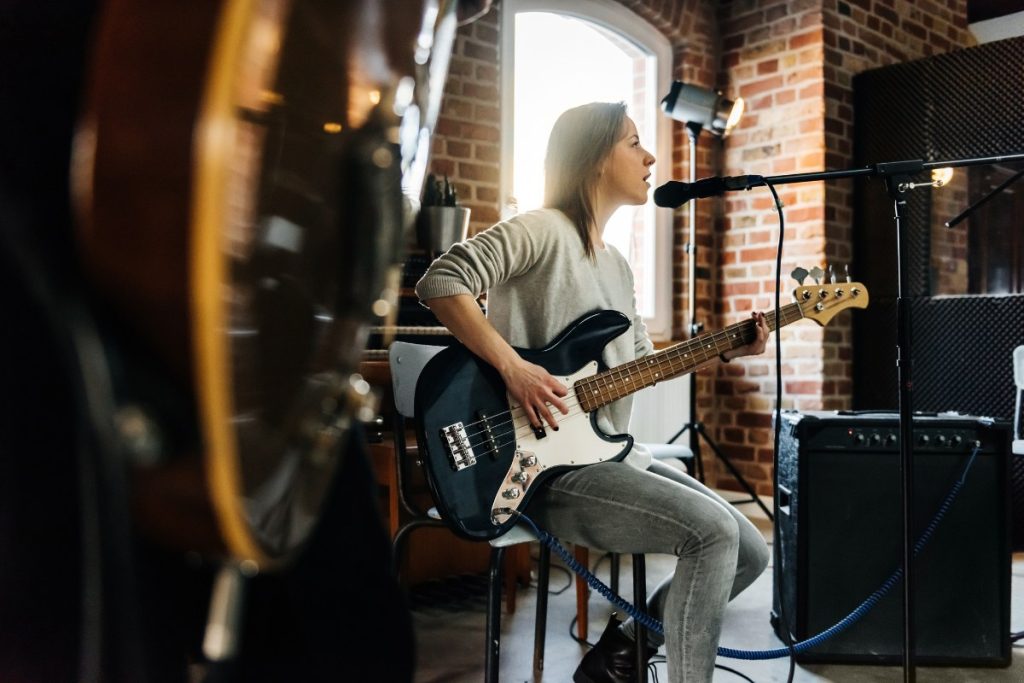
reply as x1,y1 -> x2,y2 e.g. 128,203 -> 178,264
771,410 -> 1012,666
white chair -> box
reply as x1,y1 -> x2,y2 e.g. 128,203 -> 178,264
388,341 -> 552,681
646,441 -> 695,472
388,341 -> 650,681
1013,345 -> 1024,456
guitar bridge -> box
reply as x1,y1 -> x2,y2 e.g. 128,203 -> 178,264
441,422 -> 476,471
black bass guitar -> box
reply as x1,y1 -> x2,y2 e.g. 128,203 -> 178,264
414,278 -> 869,540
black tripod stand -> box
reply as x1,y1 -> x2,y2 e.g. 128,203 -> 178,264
665,122 -> 774,521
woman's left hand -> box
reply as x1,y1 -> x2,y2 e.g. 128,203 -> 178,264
722,311 -> 770,361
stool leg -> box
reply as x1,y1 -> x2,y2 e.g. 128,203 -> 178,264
632,554 -> 647,683
574,545 -> 589,639
533,544 -> 551,673
486,546 -> 506,683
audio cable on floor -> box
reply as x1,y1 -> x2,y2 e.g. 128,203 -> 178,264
513,445 -> 981,660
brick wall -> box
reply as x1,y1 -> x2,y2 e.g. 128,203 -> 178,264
710,0 -> 975,495
427,0 -> 977,496
429,6 -> 503,233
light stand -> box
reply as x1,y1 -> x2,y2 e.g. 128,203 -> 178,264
660,82 -> 773,520
675,150 -> 1024,683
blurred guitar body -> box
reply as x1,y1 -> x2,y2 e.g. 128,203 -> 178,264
2,0 -> 471,680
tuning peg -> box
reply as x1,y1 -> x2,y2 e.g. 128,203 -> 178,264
809,266 -> 824,285
791,266 -> 809,285
828,264 -> 836,284
844,264 -> 852,283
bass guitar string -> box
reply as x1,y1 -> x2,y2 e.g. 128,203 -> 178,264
457,325 -> 745,447
453,312 -> 797,450
455,321 -> 753,440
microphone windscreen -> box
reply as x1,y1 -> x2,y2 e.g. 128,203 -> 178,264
653,181 -> 688,208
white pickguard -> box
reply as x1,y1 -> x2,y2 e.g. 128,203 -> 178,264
489,360 -> 629,524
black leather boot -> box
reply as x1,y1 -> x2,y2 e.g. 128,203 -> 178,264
573,614 -> 657,683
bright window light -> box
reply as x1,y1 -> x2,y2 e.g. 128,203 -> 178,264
510,11 -> 661,324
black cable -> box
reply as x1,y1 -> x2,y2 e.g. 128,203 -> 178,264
715,662 -> 758,682
546,562 -> 573,595
764,181 -> 798,683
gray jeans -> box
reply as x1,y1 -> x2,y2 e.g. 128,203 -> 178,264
524,458 -> 770,682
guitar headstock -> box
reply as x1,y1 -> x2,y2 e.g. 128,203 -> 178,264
791,265 -> 870,326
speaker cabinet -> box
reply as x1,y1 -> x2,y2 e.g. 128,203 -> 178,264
772,411 -> 1011,666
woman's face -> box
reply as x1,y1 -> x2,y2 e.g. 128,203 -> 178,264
597,116 -> 656,208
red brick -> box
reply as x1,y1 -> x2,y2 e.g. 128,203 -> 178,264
789,30 -> 822,49
457,162 -> 497,182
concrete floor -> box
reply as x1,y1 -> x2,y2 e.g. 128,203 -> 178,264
409,498 -> 1024,683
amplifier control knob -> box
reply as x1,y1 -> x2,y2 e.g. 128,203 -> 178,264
935,435 -> 947,446
918,434 -> 930,446
885,433 -> 897,446
853,432 -> 866,445
869,433 -> 882,446
952,435 -> 963,447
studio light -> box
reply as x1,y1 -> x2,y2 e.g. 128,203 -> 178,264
898,166 -> 955,191
931,167 -> 954,187
660,81 -> 744,137
655,80 -> 775,522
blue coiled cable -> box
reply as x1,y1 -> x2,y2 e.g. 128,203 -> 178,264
514,446 -> 980,660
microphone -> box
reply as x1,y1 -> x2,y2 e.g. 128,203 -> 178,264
653,175 -> 763,208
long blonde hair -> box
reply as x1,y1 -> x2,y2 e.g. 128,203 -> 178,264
543,102 -> 627,258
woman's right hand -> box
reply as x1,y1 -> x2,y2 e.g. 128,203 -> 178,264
500,358 -> 569,431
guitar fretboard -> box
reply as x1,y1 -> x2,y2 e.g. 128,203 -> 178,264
575,303 -> 802,412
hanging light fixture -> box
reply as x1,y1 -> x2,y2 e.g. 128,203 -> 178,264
659,81 -> 744,137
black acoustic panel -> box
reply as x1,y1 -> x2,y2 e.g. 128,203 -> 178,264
850,183 -> 931,300
852,57 -> 931,299
910,296 -> 1024,416
772,411 -> 1012,666
853,294 -> 1024,420
1014,452 -> 1024,550
853,37 -> 1024,300
853,36 -> 1024,164
915,39 -> 1024,161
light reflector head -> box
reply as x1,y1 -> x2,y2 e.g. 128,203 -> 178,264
660,81 -> 744,137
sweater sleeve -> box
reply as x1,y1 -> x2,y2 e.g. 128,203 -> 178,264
414,216 -> 542,301
614,245 -> 654,359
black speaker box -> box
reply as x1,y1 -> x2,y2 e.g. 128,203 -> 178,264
771,410 -> 1012,666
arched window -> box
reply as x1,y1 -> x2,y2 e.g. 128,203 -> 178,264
500,0 -> 673,339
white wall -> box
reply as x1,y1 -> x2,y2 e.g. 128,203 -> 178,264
970,10 -> 1024,43
628,374 -> 690,444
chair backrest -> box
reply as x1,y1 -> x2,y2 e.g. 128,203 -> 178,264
388,341 -> 447,419
1014,345 -> 1024,439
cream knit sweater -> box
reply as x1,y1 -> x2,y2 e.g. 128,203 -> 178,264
415,208 -> 654,468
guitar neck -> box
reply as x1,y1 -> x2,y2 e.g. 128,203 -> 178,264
576,302 -> 803,412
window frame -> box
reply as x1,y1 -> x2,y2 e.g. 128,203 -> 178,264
499,0 -> 674,340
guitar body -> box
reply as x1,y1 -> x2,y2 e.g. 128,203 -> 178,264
415,309 -> 634,540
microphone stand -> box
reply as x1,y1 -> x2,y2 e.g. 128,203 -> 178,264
713,151 -> 1024,683
666,121 -> 774,521
945,166 -> 1024,228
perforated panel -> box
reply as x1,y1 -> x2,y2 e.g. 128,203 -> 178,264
918,40 -> 1024,160
853,295 -> 1024,419
852,38 -> 1024,419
